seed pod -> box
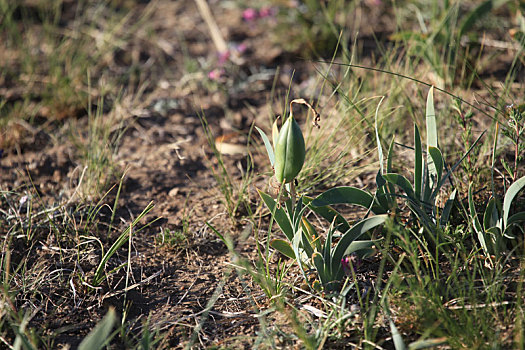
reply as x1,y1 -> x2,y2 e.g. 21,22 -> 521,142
274,114 -> 305,184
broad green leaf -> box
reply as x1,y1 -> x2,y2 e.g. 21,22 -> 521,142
323,226 -> 335,276
331,215 -> 388,274
312,252 -> 328,286
292,224 -> 309,283
414,124 -> 423,200
270,239 -> 296,259
292,195 -> 305,230
258,190 -> 294,241
300,229 -> 314,258
386,137 -> 397,206
272,119 -> 279,151
440,189 -> 456,226
255,126 -> 275,167
483,197 -> 501,231
375,96 -> 386,174
428,146 -> 443,189
503,175 -> 525,228
486,226 -> 503,257
383,174 -> 416,199
426,87 -> 438,190
342,240 -> 376,257
408,338 -> 448,349
390,318 -> 407,350
301,217 -> 322,251
311,186 -> 386,214
505,212 -> 525,236
78,308 -> 117,350
375,182 -> 390,213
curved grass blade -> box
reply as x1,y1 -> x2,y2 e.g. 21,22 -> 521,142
93,202 -> 156,286
255,126 -> 275,167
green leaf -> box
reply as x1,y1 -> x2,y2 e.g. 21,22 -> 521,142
272,119 -> 279,151
505,212 -> 525,235
323,225 -> 335,275
483,197 -> 501,231
311,186 -> 386,214
408,338 -> 448,349
270,239 -> 296,259
258,189 -> 294,241
390,318 -> 407,350
414,124 -> 423,200
428,147 -> 443,190
312,252 -> 328,286
469,184 -> 488,255
386,137 -> 397,206
301,216 -> 322,251
78,308 -> 117,350
342,240 -> 376,258
426,87 -> 438,190
503,175 -> 525,228
94,202 -> 156,286
331,215 -> 387,275
255,126 -> 275,167
383,174 -> 416,199
375,96 -> 386,174
440,189 -> 456,226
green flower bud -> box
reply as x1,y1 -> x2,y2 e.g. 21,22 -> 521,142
274,114 -> 305,183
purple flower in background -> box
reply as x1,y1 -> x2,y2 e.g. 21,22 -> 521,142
218,50 -> 230,65
341,253 -> 362,276
235,43 -> 247,54
242,8 -> 258,21
258,6 -> 276,18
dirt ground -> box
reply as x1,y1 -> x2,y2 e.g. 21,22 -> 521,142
1,0 -> 523,348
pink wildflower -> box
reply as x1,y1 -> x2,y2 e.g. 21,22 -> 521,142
208,68 -> 224,81
242,8 -> 258,21
235,43 -> 247,54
